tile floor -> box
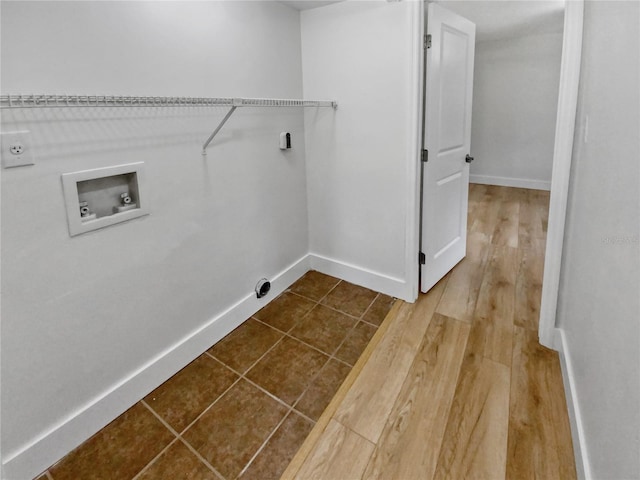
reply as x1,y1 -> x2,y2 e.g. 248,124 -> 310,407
39,271 -> 395,480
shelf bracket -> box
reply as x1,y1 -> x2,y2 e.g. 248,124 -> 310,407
202,104 -> 239,155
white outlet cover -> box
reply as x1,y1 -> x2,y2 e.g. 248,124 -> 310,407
1,130 -> 35,168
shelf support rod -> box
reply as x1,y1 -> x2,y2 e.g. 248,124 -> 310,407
202,105 -> 238,155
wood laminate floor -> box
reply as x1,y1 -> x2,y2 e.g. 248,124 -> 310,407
283,184 -> 576,480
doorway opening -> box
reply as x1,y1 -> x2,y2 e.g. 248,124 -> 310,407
416,0 -> 583,348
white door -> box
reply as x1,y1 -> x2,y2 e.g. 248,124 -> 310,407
420,3 -> 476,293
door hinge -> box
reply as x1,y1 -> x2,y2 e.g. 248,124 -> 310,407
419,251 -> 426,265
424,34 -> 432,49
421,149 -> 429,163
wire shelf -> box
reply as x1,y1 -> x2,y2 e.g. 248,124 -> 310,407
0,94 -> 337,109
0,94 -> 338,154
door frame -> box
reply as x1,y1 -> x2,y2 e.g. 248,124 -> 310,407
407,0 -> 584,351
538,0 -> 584,349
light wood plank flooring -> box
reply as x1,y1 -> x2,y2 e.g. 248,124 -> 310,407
282,184 -> 576,480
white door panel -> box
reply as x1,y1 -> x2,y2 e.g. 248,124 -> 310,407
421,3 -> 475,293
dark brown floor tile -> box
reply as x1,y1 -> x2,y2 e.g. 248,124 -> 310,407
254,292 -> 316,332
288,270 -> 340,301
50,402 -> 174,480
183,379 -> 288,479
363,294 -> 396,326
208,319 -> 283,373
239,412 -> 313,480
137,440 -> 218,480
334,321 -> 377,366
246,336 -> 329,405
296,359 -> 351,421
321,281 -> 377,317
144,354 -> 238,432
289,304 -> 357,355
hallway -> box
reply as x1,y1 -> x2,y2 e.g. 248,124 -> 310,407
284,184 -> 577,479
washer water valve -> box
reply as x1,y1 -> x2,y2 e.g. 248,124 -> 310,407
79,201 -> 96,222
113,192 -> 137,213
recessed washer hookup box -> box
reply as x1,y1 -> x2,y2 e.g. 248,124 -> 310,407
61,162 -> 149,237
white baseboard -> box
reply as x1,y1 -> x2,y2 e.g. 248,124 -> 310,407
556,327 -> 592,480
308,253 -> 410,301
2,256 -> 311,480
470,174 -> 551,191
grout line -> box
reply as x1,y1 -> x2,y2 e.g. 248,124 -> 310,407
140,400 -> 226,480
322,292 -> 386,361
44,275 -> 393,480
360,316 -> 384,329
285,290 -> 321,304
210,353 -> 317,425
330,355 -> 352,368
289,406 -> 319,425
141,399 -> 182,436
327,320 -> 359,360
316,278 -> 342,304
358,292 -> 380,321
199,357 -> 310,478
250,316 -> 351,368
236,410 -> 295,478
281,298 -> 406,480
285,286 -> 386,328
250,316 -> 297,337
250,316 -> 345,364
283,318 -> 352,367
239,374 -> 296,415
173,372 -> 243,436
288,360 -> 334,412
130,436 -> 180,480
205,332 -> 333,425
315,301 -> 367,322
265,284 -> 390,420
206,332 -> 288,384
202,351 -> 306,421
140,275 -> 387,480
254,291 -> 320,334
284,278 -> 340,307
177,438 -> 226,480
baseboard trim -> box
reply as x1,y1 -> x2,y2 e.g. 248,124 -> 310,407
470,174 -> 551,191
2,256 -> 311,480
556,327 -> 592,480
308,253 -> 410,301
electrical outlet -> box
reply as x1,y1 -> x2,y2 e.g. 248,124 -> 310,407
1,131 -> 34,168
10,144 -> 25,155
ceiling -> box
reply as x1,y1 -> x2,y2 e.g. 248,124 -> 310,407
279,0 -> 343,10
278,1 -> 565,42
435,1 -> 565,43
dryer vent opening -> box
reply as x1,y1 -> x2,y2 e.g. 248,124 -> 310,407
255,278 -> 271,299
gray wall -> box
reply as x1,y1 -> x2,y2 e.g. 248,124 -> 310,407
1,2 -> 308,476
557,1 -> 640,478
470,32 -> 563,189
301,1 -> 420,300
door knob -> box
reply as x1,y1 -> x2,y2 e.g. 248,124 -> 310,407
465,154 -> 474,163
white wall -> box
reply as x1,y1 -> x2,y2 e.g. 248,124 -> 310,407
301,0 -> 421,301
1,2 -> 309,478
557,1 -> 640,478
470,32 -> 563,190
